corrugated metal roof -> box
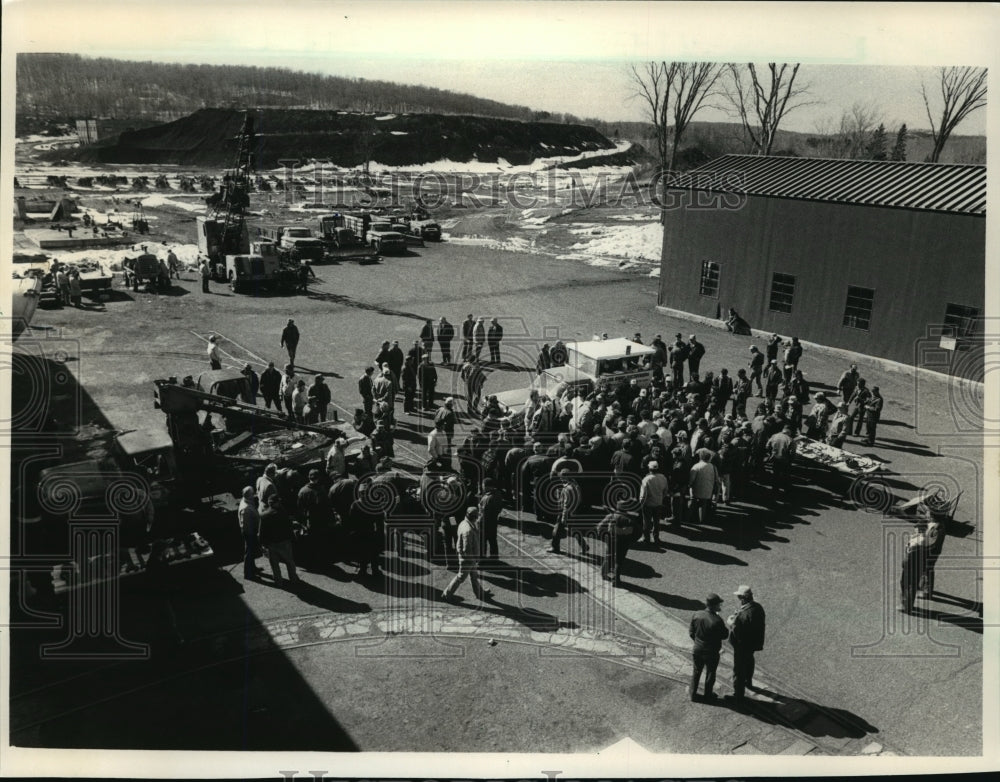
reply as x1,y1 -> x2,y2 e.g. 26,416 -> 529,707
672,155 -> 986,215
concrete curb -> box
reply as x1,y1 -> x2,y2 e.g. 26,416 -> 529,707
654,305 -> 984,391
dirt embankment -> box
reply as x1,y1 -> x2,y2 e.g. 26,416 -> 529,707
66,108 -> 616,169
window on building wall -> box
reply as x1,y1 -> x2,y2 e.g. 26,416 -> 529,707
943,303 -> 980,338
768,273 -> 796,314
699,260 -> 720,298
842,286 -> 875,330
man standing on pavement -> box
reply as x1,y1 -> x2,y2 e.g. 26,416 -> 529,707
437,317 -> 455,365
308,374 -> 331,422
280,319 -> 300,367
487,318 -> 504,364
259,361 -> 282,411
748,346 -> 765,397
238,486 -> 263,580
200,258 -> 211,293
418,354 -> 438,410
847,378 -> 871,437
478,478 -> 504,559
597,500 -> 637,586
765,424 -> 796,495
420,319 -> 435,362
279,363 -> 299,420
689,593 -> 729,701
207,335 -> 222,370
256,463 -> 279,508
639,460 -> 669,545
837,364 -> 860,403
387,340 -> 405,382
358,366 -> 375,416
259,494 -> 300,589
241,363 -> 259,405
669,333 -> 689,388
441,507 -> 493,603
461,358 -> 487,414
473,317 -> 487,361
427,421 -> 450,464
461,313 -> 475,361
687,335 -> 706,377
167,247 -> 180,279
727,585 -> 766,703
434,397 -> 458,450
688,450 -> 719,524
864,386 -> 884,446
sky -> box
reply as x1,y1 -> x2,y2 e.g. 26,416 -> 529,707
3,2 -> 995,137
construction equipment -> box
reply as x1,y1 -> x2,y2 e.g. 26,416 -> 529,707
197,112 -> 255,281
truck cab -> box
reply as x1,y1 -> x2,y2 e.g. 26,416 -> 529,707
366,221 -> 408,254
225,241 -> 281,293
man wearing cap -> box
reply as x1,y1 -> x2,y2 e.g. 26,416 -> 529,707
280,319 -> 300,367
441,507 -> 493,602
864,386 -> 884,446
689,592 -> 729,701
639,460 -> 669,544
727,585 -> 766,701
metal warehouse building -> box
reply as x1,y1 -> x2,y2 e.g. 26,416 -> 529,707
658,155 -> 986,380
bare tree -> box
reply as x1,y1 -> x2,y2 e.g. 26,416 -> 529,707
628,61 -> 724,171
722,63 -> 812,155
921,66 -> 987,163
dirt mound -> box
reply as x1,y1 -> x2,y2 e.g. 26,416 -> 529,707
68,109 -> 615,169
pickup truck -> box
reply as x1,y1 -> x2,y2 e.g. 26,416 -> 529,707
366,221 -> 408,255
257,225 -> 327,262
408,217 -> 442,241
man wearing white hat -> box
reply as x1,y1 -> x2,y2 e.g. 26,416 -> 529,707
727,585 -> 767,702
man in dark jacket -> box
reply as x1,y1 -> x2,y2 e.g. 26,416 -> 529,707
259,495 -> 300,589
437,317 -> 455,365
347,483 -> 384,578
419,319 -> 435,362
687,335 -> 706,377
308,374 -> 331,422
669,334 -> 689,387
597,500 -> 637,586
461,313 -> 476,361
259,361 -> 282,411
478,477 -> 504,559
417,355 -> 438,410
864,386 -> 884,446
387,340 -> 405,381
727,584 -> 766,702
689,592 -> 729,700
487,318 -> 504,364
358,366 -> 375,415
280,319 -> 300,366
519,441 -> 555,516
241,363 -> 260,405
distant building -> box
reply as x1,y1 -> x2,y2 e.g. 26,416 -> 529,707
76,119 -> 100,144
658,155 -> 986,381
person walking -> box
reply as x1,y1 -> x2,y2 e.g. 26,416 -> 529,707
358,366 -> 375,416
241,363 -> 260,405
420,319 -> 435,362
167,248 -> 180,279
473,317 -> 487,361
308,374 -> 331,422
259,361 -> 282,411
689,593 -> 729,701
549,470 -> 588,555
596,500 -> 638,586
437,316 -> 455,365
280,319 -> 300,367
639,460 -> 669,544
238,486 -> 263,580
864,386 -> 884,446
279,364 -> 299,419
259,495 -> 300,589
206,335 -> 222,370
727,585 -> 766,703
487,318 -> 504,364
441,507 -> 493,603
200,258 -> 211,292
461,313 -> 476,361
418,354 -> 438,410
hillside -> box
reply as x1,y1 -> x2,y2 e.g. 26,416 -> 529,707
66,108 -> 616,168
15,53 -> 541,128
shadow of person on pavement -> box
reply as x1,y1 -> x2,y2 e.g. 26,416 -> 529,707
705,688 -> 880,741
911,604 -> 983,634
288,580 -> 372,614
619,580 -> 704,612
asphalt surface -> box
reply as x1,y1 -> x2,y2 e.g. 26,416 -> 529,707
10,239 -> 986,756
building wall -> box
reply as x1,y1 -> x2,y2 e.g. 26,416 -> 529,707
659,196 -> 985,379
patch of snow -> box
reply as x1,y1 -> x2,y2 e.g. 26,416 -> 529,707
375,114 -> 397,121
568,222 -> 663,262
140,194 -> 206,213
390,131 -> 409,136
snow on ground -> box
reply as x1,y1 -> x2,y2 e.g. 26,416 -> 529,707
140,194 -> 206,213
568,222 -> 662,262
38,243 -> 203,272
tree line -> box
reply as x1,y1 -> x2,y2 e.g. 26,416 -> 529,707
629,63 -> 986,170
16,53 -> 548,124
